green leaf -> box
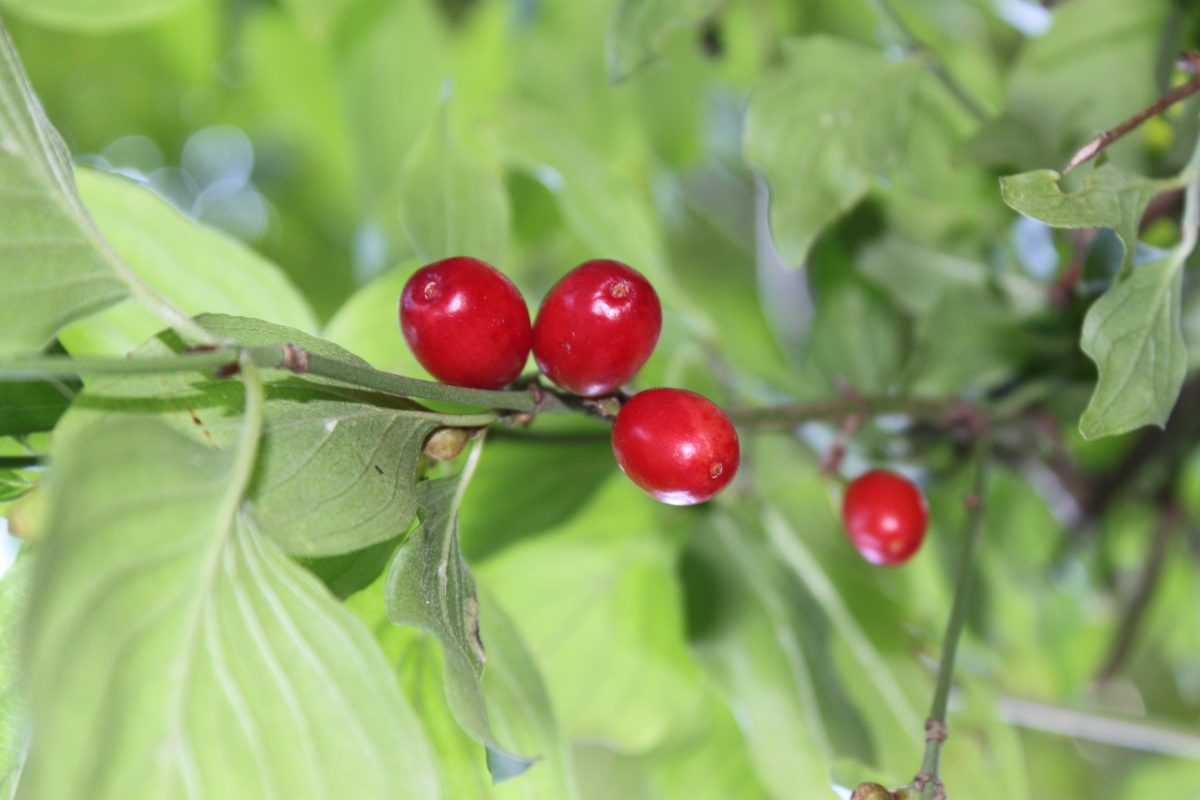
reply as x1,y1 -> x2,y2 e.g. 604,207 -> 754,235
20,417 -> 439,800
386,444 -> 535,782
806,261 -> 908,394
0,371 -> 77,437
61,169 -> 318,356
0,547 -> 33,796
398,102 -> 511,264
606,0 -> 720,82
1078,253 -> 1187,438
480,476 -> 705,753
999,164 -> 1173,266
744,36 -> 923,267
0,21 -> 126,355
1075,139 -> 1200,438
0,0 -> 196,31
55,314 -> 439,557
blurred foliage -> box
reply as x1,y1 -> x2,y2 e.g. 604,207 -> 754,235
2,0 -> 1200,799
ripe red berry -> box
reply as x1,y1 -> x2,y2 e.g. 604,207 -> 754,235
611,388 -> 740,506
400,256 -> 532,390
533,259 -> 662,397
841,470 -> 929,566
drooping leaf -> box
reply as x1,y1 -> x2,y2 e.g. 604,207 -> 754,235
386,445 -> 535,782
999,164 -> 1174,266
19,418 -> 440,800
398,101 -> 511,264
0,547 -> 33,797
0,0 -> 195,32
60,169 -> 317,356
54,314 -> 439,557
0,21 -> 126,354
1078,253 -> 1187,438
350,575 -> 584,799
744,36 -> 923,267
480,476 -> 706,753
606,0 -> 721,82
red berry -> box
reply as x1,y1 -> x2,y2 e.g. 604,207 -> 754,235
841,470 -> 928,566
611,388 -> 740,506
533,259 -> 662,396
400,256 -> 531,390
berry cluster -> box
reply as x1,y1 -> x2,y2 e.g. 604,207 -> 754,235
400,256 -> 740,506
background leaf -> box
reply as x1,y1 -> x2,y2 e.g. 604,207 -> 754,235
744,36 -> 923,267
398,102 -> 511,264
606,0 -> 721,82
20,418 -> 440,800
0,0 -> 196,32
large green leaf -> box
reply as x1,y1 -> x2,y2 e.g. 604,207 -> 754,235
0,547 -> 32,797
999,165 -> 1174,267
0,0 -> 196,31
386,444 -> 535,782
606,0 -> 721,82
60,169 -> 317,356
0,22 -> 126,354
18,417 -> 440,800
397,102 -> 512,264
480,476 -> 705,753
744,36 -> 923,267
55,315 -> 440,557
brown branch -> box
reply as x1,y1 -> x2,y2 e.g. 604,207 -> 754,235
1063,73 -> 1200,175
1095,504 -> 1181,683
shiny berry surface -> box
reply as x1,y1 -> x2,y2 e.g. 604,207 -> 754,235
400,256 -> 531,390
533,259 -> 661,397
841,470 -> 929,566
611,388 -> 740,506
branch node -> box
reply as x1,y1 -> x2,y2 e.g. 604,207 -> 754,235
280,344 -> 310,374
924,718 -> 949,742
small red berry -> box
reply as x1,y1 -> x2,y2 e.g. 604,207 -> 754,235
400,256 -> 532,390
611,388 -> 740,506
842,470 -> 929,566
533,259 -> 662,396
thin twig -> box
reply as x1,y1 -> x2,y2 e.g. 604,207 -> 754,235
1063,73 -> 1200,175
917,440 -> 990,799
